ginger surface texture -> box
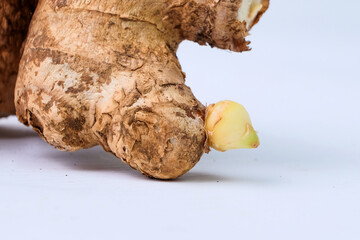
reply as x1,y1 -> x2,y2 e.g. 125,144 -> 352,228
0,0 -> 37,117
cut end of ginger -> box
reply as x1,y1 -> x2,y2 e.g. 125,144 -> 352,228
238,0 -> 264,30
205,100 -> 260,152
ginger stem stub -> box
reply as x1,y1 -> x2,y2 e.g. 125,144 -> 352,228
205,101 -> 260,152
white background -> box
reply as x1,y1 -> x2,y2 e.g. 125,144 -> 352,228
1,0 -> 359,239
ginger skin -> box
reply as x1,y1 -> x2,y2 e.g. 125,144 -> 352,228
0,0 -> 37,117
3,0 -> 269,179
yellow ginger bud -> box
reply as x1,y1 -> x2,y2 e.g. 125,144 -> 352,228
205,100 -> 260,152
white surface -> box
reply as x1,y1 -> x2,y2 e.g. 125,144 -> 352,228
1,0 -> 360,239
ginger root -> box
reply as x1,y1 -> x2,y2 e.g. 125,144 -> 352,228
1,0 -> 269,179
0,0 -> 38,117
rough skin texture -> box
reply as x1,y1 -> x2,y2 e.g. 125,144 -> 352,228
0,0 -> 37,117
12,0 -> 269,179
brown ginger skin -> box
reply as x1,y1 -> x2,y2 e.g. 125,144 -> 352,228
12,0 -> 268,179
0,0 -> 37,117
